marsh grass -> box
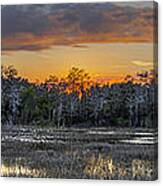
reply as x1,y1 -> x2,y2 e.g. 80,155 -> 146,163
1,126 -> 157,180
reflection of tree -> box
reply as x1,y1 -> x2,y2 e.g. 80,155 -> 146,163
1,65 -> 157,128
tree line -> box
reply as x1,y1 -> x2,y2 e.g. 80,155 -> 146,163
1,65 -> 158,128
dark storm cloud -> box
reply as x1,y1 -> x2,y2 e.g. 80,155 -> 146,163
1,2 -> 155,52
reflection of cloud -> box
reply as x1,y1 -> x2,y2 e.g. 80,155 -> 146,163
131,60 -> 153,67
2,2 -> 155,53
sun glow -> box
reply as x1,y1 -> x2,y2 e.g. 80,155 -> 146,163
2,43 -> 153,84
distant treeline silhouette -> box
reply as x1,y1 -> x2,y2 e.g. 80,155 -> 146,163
1,65 -> 158,128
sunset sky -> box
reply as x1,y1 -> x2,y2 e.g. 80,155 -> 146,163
1,2 -> 156,83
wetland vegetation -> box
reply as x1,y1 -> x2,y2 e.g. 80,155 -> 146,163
1,66 -> 158,180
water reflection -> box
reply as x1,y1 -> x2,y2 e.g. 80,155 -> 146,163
1,127 -> 157,180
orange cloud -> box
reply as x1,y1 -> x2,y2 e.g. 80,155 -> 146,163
1,2 -> 157,53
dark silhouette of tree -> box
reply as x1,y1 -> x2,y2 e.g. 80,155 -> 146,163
1,65 -> 157,129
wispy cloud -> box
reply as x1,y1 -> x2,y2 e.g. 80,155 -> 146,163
131,60 -> 153,67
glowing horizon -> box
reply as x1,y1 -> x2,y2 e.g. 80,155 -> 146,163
1,3 -> 156,84
2,43 -> 153,83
